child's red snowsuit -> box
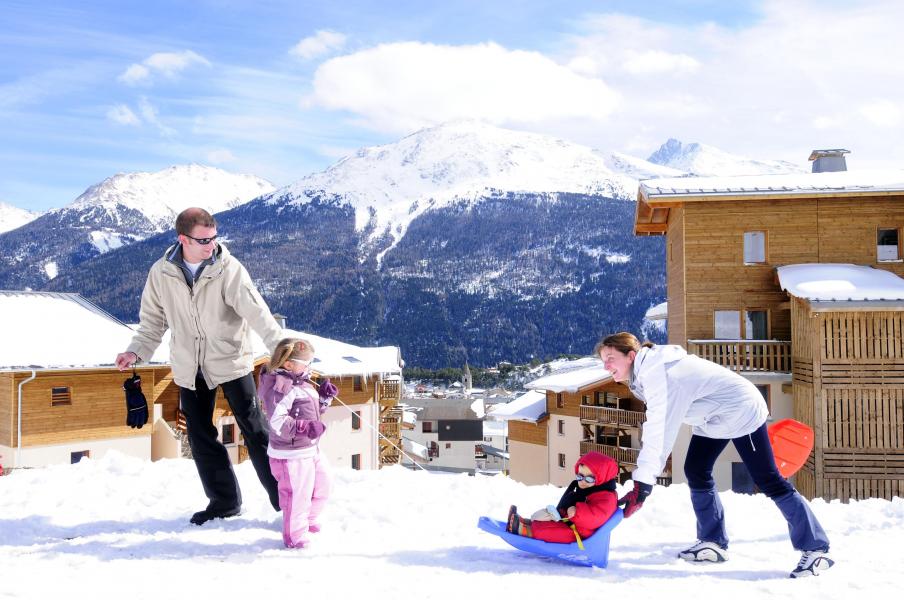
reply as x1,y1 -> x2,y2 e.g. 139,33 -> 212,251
530,451 -> 619,543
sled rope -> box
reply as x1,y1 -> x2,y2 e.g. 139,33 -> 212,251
310,379 -> 431,473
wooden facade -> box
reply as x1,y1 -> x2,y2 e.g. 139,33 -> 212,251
791,298 -> 904,501
508,419 -> 548,446
636,182 -> 904,501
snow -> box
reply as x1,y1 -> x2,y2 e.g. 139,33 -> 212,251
265,121 -> 687,254
489,389 -> 547,422
777,264 -> 904,301
605,252 -> 631,264
525,357 -> 611,393
645,301 -> 668,321
0,292 -> 167,369
0,452 -> 899,598
89,230 -> 128,253
641,168 -> 904,200
62,164 -> 274,232
470,397 -> 486,418
647,138 -> 805,176
0,201 -> 39,233
402,438 -> 429,460
43,261 -> 58,280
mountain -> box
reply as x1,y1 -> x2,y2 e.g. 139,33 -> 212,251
36,123 -> 799,368
0,165 -> 273,288
0,202 -> 40,234
648,138 -> 805,176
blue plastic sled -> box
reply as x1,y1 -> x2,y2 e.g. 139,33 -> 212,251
477,509 -> 623,568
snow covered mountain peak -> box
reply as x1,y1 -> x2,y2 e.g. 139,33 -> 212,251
647,138 -> 805,176
271,121 -> 679,246
66,164 -> 275,231
0,202 -> 40,234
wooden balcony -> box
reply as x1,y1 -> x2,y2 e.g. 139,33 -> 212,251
687,339 -> 791,373
379,421 -> 401,437
379,381 -> 401,406
579,405 -> 645,427
579,441 -> 640,466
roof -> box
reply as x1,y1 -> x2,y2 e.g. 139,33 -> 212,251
634,169 -> 904,235
488,389 -> 546,422
0,291 -> 169,370
525,357 -> 611,393
777,264 -> 904,310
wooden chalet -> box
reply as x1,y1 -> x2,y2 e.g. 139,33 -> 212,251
635,162 -> 904,501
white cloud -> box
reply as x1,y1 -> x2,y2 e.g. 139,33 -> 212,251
119,50 -> 211,85
859,99 -> 901,127
107,104 -> 140,125
206,149 -> 237,163
307,42 -> 619,134
290,30 -> 347,60
137,97 -> 176,136
621,50 -> 700,75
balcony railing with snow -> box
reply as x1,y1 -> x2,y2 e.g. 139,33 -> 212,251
686,339 -> 791,373
579,441 -> 640,466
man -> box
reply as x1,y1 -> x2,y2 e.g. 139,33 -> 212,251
116,207 -> 284,525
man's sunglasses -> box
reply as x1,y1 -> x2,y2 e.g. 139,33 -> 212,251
185,234 -> 218,245
575,473 -> 597,484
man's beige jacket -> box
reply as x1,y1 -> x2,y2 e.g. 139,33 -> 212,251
127,243 -> 284,389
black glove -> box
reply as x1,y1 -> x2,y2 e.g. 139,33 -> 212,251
123,373 -> 148,429
618,480 -> 653,518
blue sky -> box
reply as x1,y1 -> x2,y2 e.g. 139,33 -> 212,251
2,0 -> 901,212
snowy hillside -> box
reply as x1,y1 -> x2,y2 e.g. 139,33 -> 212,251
0,453 -> 899,599
648,138 -> 805,176
65,164 -> 274,233
0,201 -> 39,234
267,121 -> 683,245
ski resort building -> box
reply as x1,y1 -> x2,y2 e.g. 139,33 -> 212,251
634,154 -> 904,501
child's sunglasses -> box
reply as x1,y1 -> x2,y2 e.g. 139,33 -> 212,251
575,473 -> 597,484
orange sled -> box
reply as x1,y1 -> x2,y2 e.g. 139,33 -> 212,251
768,419 -> 814,478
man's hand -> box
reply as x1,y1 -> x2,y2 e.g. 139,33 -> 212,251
115,352 -> 138,371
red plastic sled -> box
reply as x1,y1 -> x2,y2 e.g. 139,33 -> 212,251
768,419 -> 814,478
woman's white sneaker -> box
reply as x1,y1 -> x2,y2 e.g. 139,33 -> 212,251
677,540 -> 728,563
790,550 -> 834,578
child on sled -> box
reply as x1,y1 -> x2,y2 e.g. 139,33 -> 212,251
506,451 -> 619,543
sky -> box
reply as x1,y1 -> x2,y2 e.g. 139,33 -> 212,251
2,451 -> 901,598
2,0 -> 903,212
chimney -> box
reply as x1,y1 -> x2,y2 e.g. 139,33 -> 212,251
808,148 -> 850,173
273,313 -> 287,329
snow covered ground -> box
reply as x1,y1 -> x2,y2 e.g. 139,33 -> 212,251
1,453 -> 900,598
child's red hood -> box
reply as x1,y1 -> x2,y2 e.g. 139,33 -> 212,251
574,451 -> 619,484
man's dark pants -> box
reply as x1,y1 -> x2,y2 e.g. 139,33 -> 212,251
179,371 -> 280,513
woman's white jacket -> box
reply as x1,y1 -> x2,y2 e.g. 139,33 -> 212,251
628,345 -> 769,485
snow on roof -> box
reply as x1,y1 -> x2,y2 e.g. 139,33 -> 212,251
402,438 -> 429,461
525,357 -> 611,393
776,264 -> 904,302
489,389 -> 547,422
482,419 -> 506,437
0,291 -> 169,370
640,169 -> 904,200
645,301 -> 668,321
469,397 -> 485,418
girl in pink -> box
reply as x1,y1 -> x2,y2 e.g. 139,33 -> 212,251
258,338 -> 337,548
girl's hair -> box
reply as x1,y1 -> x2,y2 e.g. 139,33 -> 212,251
269,337 -> 315,371
593,331 -> 654,356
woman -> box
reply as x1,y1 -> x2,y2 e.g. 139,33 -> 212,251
596,332 -> 833,578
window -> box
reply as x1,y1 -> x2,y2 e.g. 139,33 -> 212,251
557,453 -> 566,468
445,442 -> 452,449
557,419 -> 565,435
422,421 -> 433,433
878,227 -> 901,261
352,411 -> 361,430
51,386 -> 72,407
714,311 -> 741,339
221,423 -> 235,444
428,441 -> 439,458
581,394 -> 590,405
71,450 -> 89,464
555,393 -> 564,409
351,454 -> 361,470
744,310 -> 768,339
353,376 -> 363,392
743,231 -> 766,264
474,445 -> 487,459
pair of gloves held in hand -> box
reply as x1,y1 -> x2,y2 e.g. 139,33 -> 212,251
295,378 -> 338,437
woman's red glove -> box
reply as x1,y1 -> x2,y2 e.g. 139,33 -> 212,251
618,481 -> 653,518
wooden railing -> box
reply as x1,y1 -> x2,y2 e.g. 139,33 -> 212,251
379,422 -> 401,437
379,381 -> 400,403
579,405 -> 645,427
687,339 -> 791,373
579,441 -> 640,466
